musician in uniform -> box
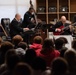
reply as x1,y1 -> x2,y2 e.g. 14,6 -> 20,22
10,13 -> 29,38
52,16 -> 72,35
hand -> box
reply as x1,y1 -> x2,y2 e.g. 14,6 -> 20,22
23,28 -> 29,32
69,25 -> 73,31
56,28 -> 61,32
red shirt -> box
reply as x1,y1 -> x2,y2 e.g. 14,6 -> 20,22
30,43 -> 42,55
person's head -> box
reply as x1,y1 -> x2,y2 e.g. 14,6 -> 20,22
64,49 -> 76,63
13,62 -> 33,75
15,13 -> 21,21
0,41 -> 14,54
51,57 -> 69,75
28,7 -> 34,14
42,38 -> 54,51
12,35 -> 23,48
5,49 -> 21,70
33,36 -> 43,44
18,42 -> 27,50
59,37 -> 68,44
72,39 -> 76,50
61,16 -> 66,24
32,57 -> 46,71
24,49 -> 36,65
55,38 -> 64,50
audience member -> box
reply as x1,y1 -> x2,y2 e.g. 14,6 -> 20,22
72,39 -> 76,50
12,62 -> 33,75
17,42 -> 27,50
32,57 -> 47,75
0,41 -> 14,65
0,49 -> 21,75
12,35 -> 23,48
24,49 -> 37,66
64,50 -> 76,75
30,36 -> 43,55
37,38 -> 60,67
51,57 -> 69,75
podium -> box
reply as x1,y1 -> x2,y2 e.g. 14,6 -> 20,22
48,32 -> 73,49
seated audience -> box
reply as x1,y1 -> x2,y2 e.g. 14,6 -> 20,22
51,57 -> 69,75
64,50 -> 76,75
12,35 -> 23,48
72,39 -> 76,50
12,62 -> 33,75
30,36 -> 43,55
32,57 -> 46,75
17,42 -> 27,50
0,41 -> 14,65
24,49 -> 37,66
0,49 -> 21,75
55,37 -> 68,57
37,38 -> 60,67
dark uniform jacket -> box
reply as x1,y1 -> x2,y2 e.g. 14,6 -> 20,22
10,18 -> 23,38
22,11 -> 35,28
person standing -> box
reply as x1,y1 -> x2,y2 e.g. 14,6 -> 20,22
22,8 -> 36,29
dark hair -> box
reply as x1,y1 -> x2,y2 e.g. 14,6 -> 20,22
55,38 -> 64,50
42,38 -> 54,50
18,42 -> 27,50
32,57 -> 46,71
29,7 -> 34,11
13,63 -> 33,75
51,57 -> 69,74
0,41 -> 14,53
64,49 -> 76,62
59,37 -> 68,44
5,49 -> 21,70
72,39 -> 76,50
24,49 -> 36,66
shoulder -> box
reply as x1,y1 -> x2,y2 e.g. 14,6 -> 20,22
54,50 -> 60,55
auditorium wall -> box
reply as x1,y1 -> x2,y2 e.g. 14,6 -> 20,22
0,0 -> 36,22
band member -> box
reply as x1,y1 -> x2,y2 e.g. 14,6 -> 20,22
52,16 -> 72,35
10,13 -> 29,38
22,7 -> 36,29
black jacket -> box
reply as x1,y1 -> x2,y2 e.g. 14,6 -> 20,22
10,18 -> 23,38
22,11 -> 35,28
